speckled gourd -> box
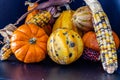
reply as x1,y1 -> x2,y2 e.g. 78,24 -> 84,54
47,29 -> 84,64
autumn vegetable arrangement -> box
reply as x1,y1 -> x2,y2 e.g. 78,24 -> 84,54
0,0 -> 120,74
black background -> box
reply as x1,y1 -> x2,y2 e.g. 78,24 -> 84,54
0,0 -> 120,37
0,0 -> 120,80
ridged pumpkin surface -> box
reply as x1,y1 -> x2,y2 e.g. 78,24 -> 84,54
10,24 -> 48,63
47,29 -> 84,64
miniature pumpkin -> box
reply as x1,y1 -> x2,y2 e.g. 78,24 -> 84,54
82,31 -> 120,52
25,1 -> 39,22
47,29 -> 84,64
52,10 -> 82,36
72,6 -> 93,32
10,24 -> 48,63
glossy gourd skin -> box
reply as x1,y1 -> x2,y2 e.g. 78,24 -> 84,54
52,10 -> 82,36
52,10 -> 75,31
47,29 -> 84,64
10,24 -> 48,63
82,31 -> 120,52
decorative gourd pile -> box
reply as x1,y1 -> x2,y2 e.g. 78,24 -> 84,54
0,0 -> 120,74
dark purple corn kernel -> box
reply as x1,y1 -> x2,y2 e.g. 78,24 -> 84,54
82,47 -> 100,62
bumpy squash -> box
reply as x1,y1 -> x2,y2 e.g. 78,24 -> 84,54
52,10 -> 82,36
10,24 -> 48,63
47,29 -> 84,64
82,31 -> 120,52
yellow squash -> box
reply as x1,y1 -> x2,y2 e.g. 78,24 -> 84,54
47,29 -> 84,64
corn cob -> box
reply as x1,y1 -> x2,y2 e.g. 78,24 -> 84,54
0,24 -> 16,60
26,11 -> 51,27
0,42 -> 12,60
84,0 -> 118,74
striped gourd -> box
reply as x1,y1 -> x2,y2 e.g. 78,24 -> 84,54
84,0 -> 118,74
26,11 -> 51,27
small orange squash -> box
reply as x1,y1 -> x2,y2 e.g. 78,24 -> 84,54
82,31 -> 120,52
10,24 -> 48,63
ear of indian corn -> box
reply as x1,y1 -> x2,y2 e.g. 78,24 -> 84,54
84,0 -> 118,74
0,43 -> 12,60
0,24 -> 17,60
26,11 -> 51,27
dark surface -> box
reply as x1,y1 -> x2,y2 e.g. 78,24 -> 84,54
0,56 -> 120,80
0,0 -> 120,80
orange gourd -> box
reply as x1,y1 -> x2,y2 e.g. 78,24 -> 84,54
82,31 -> 120,52
113,31 -> 120,49
10,24 -> 48,63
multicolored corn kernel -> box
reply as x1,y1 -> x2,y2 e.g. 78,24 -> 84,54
82,47 -> 100,62
84,0 -> 118,74
26,11 -> 51,27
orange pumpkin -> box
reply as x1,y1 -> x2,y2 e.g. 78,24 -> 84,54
10,24 -> 48,63
25,2 -> 39,22
113,31 -> 120,49
82,31 -> 120,52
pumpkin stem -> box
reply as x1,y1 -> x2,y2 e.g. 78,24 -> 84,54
29,37 -> 37,44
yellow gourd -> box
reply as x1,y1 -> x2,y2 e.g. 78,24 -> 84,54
52,10 -> 82,36
47,29 -> 84,64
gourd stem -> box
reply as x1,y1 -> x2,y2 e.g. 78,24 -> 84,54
29,37 -> 37,44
